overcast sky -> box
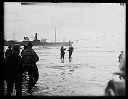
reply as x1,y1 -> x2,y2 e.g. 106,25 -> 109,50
4,2 -> 125,49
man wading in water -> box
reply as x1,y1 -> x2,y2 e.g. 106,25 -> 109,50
67,45 -> 74,61
60,46 -> 66,63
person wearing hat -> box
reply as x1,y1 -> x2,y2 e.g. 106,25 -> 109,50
4,44 -> 23,96
105,51 -> 125,96
21,42 -> 39,94
119,51 -> 125,79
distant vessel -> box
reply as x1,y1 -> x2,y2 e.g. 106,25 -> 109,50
4,29 -> 73,46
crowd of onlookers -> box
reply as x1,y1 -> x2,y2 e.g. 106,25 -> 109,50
2,42 -> 74,96
3,42 -> 39,96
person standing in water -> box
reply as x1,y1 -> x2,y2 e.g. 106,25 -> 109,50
67,45 -> 74,61
21,42 -> 39,94
60,46 -> 66,62
4,44 -> 23,96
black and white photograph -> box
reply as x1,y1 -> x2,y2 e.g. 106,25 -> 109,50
3,2 -> 125,96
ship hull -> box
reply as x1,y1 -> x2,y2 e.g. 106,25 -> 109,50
4,41 -> 73,47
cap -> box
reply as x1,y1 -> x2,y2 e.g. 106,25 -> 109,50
27,41 -> 32,47
12,44 -> 20,51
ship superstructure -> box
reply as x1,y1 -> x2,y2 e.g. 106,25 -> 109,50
4,32 -> 73,46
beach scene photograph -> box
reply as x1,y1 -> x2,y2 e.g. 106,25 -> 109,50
3,2 -> 125,96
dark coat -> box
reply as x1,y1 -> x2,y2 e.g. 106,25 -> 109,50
60,47 -> 66,55
4,53 -> 23,80
68,46 -> 73,54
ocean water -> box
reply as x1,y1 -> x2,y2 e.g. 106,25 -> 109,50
4,44 -> 123,96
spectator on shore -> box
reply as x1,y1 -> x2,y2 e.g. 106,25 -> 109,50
105,51 -> 125,96
4,44 -> 23,96
21,42 -> 39,94
119,51 -> 125,79
21,44 -> 29,85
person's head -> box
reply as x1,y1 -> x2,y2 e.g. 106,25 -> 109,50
69,45 -> 72,47
121,50 -> 124,53
12,44 -> 20,55
27,41 -> 32,48
8,46 -> 11,49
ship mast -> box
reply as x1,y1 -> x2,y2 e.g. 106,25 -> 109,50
55,27 -> 56,43
13,24 -> 15,41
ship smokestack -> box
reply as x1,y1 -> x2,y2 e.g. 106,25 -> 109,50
35,33 -> 38,41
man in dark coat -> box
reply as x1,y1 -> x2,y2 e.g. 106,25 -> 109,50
4,44 -> 23,96
21,42 -> 39,94
67,45 -> 74,60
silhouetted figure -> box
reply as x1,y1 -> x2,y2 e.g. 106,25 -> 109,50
5,46 -> 12,58
21,42 -> 39,94
0,58 -> 5,96
4,44 -> 23,96
105,51 -> 125,96
67,45 -> 74,61
118,51 -> 125,79
60,46 -> 66,62
118,50 -> 124,63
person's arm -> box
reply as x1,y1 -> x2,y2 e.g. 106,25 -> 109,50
21,50 -> 23,56
31,49 -> 39,62
5,50 -> 8,57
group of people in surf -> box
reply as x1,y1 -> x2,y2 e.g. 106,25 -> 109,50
3,42 -> 74,96
3,42 -> 39,96
2,42 -> 125,96
60,45 -> 74,62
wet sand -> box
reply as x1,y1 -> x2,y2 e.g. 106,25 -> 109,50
30,62 -> 119,96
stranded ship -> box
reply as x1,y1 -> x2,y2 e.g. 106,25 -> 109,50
4,32 -> 73,47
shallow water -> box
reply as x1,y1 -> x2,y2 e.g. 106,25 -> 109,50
4,45 -> 121,96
